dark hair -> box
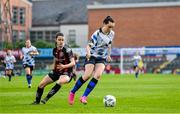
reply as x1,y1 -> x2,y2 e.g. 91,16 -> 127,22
103,16 -> 114,24
55,32 -> 64,47
55,32 -> 64,39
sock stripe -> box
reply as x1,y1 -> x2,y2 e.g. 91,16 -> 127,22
71,77 -> 86,94
83,78 -> 98,97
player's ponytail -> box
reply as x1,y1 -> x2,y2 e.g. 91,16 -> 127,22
103,16 -> 114,24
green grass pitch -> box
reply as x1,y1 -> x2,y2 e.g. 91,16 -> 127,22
0,74 -> 180,113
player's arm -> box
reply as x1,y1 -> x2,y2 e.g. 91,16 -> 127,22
29,50 -> 39,56
131,56 -> 135,63
52,57 -> 56,68
107,45 -> 112,62
86,45 -> 91,60
86,32 -> 97,60
12,56 -> 16,63
76,54 -> 79,63
19,50 -> 24,60
107,31 -> 115,62
3,56 -> 7,63
28,46 -> 39,56
52,48 -> 57,68
64,57 -> 75,68
57,48 -> 75,71
74,53 -> 79,63
57,57 -> 75,71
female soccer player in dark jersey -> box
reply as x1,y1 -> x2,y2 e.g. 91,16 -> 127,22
32,32 -> 75,104
68,16 -> 115,105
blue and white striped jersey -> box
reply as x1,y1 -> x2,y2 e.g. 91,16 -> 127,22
4,55 -> 16,70
89,28 -> 115,59
22,46 -> 37,66
133,55 -> 142,66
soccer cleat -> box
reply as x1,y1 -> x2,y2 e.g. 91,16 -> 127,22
80,96 -> 87,105
31,101 -> 40,105
28,84 -> 32,88
68,92 -> 75,105
41,98 -> 48,104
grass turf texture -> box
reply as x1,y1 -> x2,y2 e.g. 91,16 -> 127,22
0,74 -> 180,113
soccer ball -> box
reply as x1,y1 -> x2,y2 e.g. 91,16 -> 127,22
103,95 -> 116,107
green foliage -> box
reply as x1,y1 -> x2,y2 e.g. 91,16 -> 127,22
14,40 -> 25,49
2,41 -> 13,49
69,43 -> 80,48
0,40 -> 25,49
68,41 -> 80,48
32,39 -> 54,48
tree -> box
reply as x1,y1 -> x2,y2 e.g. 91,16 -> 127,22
33,39 -> 54,48
2,41 -> 13,49
14,40 -> 25,49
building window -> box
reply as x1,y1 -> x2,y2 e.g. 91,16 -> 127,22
37,31 -> 43,39
51,31 -> 58,40
68,29 -> 76,46
12,7 -> 18,25
45,31 -> 51,41
19,7 -> 25,25
19,31 -> 26,40
12,30 -> 18,42
30,31 -> 36,42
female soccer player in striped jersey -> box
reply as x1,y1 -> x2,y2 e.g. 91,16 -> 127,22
20,40 -> 39,88
68,16 -> 115,105
4,50 -> 16,81
132,51 -> 143,78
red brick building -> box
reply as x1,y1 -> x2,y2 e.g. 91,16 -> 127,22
88,2 -> 180,48
0,0 -> 32,43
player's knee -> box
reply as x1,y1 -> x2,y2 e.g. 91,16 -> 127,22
83,72 -> 90,77
38,82 -> 46,88
58,76 -> 70,84
82,75 -> 91,81
93,75 -> 101,80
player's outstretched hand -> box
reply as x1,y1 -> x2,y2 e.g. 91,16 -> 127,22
107,56 -> 112,62
56,63 -> 65,71
86,53 -> 91,61
28,51 -> 39,56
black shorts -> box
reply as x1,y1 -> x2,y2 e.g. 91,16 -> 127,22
133,65 -> 138,70
23,64 -> 34,71
48,71 -> 73,82
84,56 -> 106,66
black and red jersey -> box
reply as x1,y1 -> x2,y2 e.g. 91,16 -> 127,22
53,45 -> 73,73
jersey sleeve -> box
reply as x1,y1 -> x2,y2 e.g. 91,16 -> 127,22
21,47 -> 25,55
139,56 -> 142,60
31,46 -> 38,51
12,56 -> 16,61
4,56 -> 7,62
108,31 -> 115,47
66,48 -> 73,60
53,48 -> 56,57
88,31 -> 98,47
